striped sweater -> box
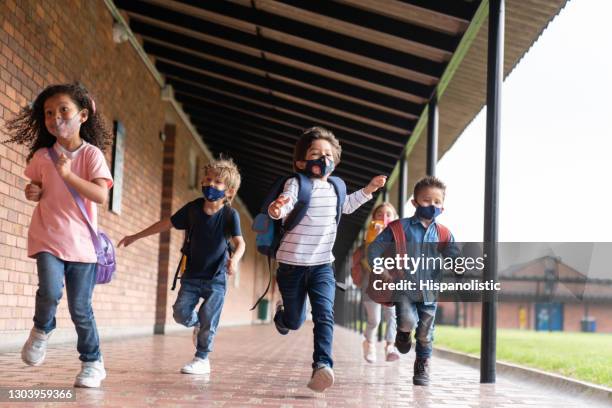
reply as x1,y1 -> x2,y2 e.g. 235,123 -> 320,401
272,177 -> 372,266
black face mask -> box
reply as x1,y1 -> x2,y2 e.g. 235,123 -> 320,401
305,157 -> 334,178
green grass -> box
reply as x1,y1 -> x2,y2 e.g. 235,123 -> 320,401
434,325 -> 612,387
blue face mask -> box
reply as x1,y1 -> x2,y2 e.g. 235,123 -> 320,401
305,157 -> 334,178
415,204 -> 442,220
202,185 -> 225,202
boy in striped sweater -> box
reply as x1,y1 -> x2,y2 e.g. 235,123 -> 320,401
268,126 -> 386,392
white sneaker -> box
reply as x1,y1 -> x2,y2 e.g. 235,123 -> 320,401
362,339 -> 377,363
307,365 -> 334,392
21,327 -> 53,366
385,343 -> 400,362
181,357 -> 210,375
74,359 -> 106,388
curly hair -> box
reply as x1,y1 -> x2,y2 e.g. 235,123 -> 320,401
2,82 -> 112,162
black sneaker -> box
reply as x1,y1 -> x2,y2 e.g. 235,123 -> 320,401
413,357 -> 430,386
273,301 -> 289,335
395,331 -> 412,354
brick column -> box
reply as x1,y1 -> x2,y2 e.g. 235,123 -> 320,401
154,124 -> 176,334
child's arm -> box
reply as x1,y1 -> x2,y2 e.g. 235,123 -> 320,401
268,178 -> 298,219
56,153 -> 108,204
441,232 -> 464,275
367,228 -> 396,282
342,175 -> 387,214
117,218 -> 173,248
367,227 -> 393,266
226,236 -> 246,275
24,181 -> 42,202
24,152 -> 43,202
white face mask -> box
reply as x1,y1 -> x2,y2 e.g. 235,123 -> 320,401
47,111 -> 83,140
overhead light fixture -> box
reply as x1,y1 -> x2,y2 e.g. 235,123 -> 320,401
112,21 -> 129,44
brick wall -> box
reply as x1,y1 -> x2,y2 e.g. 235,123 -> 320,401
0,0 -> 269,347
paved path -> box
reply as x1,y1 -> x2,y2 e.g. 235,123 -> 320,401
0,323 -> 599,407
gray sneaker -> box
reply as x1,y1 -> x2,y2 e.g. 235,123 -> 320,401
307,365 -> 334,392
75,359 -> 106,388
21,327 -> 53,366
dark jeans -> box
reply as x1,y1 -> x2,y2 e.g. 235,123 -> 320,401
275,263 -> 336,368
172,272 -> 227,359
395,301 -> 437,358
33,252 -> 100,362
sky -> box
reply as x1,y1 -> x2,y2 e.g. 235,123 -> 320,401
434,0 -> 612,243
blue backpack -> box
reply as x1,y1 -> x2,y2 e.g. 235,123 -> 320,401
250,173 -> 347,308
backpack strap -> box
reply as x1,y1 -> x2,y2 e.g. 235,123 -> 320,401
389,220 -> 407,258
171,201 -> 198,291
223,205 -> 232,239
435,223 -> 451,252
47,148 -> 103,254
328,176 -> 346,225
223,205 -> 235,254
186,201 -> 198,249
260,175 -> 291,212
283,173 -> 312,231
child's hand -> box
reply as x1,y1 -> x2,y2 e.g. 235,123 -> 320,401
268,195 -> 290,219
117,235 -> 138,248
226,257 -> 237,275
364,175 -> 387,195
373,222 -> 385,233
24,183 -> 42,202
56,153 -> 73,179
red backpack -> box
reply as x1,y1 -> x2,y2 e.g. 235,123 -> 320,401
365,220 -> 451,305
351,244 -> 367,286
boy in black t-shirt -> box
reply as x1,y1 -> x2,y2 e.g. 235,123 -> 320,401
118,158 -> 245,375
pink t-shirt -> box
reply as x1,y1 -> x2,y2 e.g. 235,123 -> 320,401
24,142 -> 113,263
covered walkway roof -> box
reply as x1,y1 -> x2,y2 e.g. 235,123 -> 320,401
112,0 -> 567,262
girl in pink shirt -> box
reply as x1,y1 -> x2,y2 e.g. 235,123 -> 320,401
3,83 -> 113,388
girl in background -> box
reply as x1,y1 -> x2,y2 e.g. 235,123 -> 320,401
352,202 -> 400,363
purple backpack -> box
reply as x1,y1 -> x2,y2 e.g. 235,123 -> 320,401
48,148 -> 116,284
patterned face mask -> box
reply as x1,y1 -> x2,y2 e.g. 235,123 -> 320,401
202,185 -> 226,202
48,111 -> 83,140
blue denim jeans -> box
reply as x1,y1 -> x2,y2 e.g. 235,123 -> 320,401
34,252 -> 100,362
395,301 -> 437,358
275,263 -> 336,368
362,294 -> 397,344
172,272 -> 227,359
